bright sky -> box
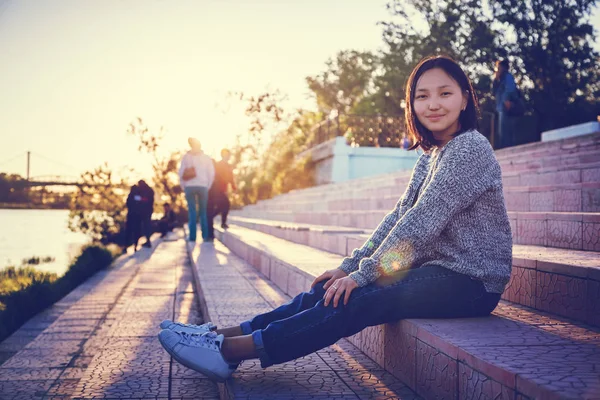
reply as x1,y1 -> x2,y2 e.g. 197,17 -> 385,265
0,0 -> 389,180
1,1 -> 599,182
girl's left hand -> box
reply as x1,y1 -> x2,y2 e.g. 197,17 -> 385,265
323,276 -> 358,308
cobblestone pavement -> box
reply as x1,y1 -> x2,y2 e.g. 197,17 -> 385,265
0,234 -> 219,400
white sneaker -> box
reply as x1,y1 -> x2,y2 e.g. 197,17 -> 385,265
159,319 -> 217,334
158,330 -> 236,382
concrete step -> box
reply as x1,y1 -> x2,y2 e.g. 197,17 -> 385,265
494,131 -> 600,162
498,148 -> 600,174
227,216 -> 600,328
505,182 -> 600,213
234,209 -> 600,251
215,224 -> 600,399
185,240 -> 421,399
502,160 -> 600,186
246,182 -> 600,214
246,133 -> 599,210
508,211 -> 600,251
247,168 -> 600,213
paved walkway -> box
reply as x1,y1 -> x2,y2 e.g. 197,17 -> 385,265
0,233 -> 220,400
1,232 -> 422,399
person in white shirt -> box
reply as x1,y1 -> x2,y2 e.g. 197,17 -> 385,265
178,138 -> 215,242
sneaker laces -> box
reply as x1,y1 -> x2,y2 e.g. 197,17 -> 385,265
173,321 -> 215,330
179,331 -> 220,350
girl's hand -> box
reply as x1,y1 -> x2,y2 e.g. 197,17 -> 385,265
323,276 -> 358,308
311,268 -> 347,290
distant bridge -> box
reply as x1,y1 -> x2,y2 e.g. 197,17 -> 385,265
0,152 -> 128,188
24,175 -> 123,188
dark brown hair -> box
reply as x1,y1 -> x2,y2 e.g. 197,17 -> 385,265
405,55 -> 480,151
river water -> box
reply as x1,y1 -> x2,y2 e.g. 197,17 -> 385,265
0,209 -> 90,276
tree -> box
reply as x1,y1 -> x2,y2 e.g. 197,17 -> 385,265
127,118 -> 185,212
68,164 -> 130,244
225,91 -> 315,207
379,0 -> 500,116
379,0 -> 600,134
0,173 -> 30,204
492,0 -> 600,131
306,50 -> 379,116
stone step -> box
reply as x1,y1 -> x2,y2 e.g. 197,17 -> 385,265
247,133 -> 599,209
508,211 -> 600,251
216,224 -> 600,400
498,148 -> 600,174
504,182 -> 600,213
248,165 -> 600,212
185,240 -> 422,399
234,209 -> 600,251
246,182 -> 600,214
227,216 -> 600,328
494,131 -> 600,161
502,160 -> 600,186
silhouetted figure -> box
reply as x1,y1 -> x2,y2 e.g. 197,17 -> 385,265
159,203 -> 177,238
179,138 -> 215,242
125,184 -> 143,251
137,180 -> 155,248
207,149 -> 236,239
492,58 -> 522,149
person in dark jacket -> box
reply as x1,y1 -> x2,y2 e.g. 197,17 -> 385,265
207,149 -> 236,240
492,58 -> 520,149
125,184 -> 143,251
137,180 -> 155,248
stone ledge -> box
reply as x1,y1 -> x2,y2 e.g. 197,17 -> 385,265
235,212 -> 599,327
542,121 -> 600,142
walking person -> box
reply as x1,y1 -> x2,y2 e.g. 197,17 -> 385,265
179,138 -> 215,243
159,55 -> 513,382
492,58 -> 521,149
137,180 -> 154,248
207,149 -> 236,240
125,184 -> 142,252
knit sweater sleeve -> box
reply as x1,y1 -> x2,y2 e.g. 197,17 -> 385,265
338,159 -> 425,275
338,200 -> 403,275
348,134 -> 497,287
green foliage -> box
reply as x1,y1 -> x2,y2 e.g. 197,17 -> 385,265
68,164 -> 129,244
306,50 -> 379,115
491,0 -> 600,131
0,245 -> 114,341
229,100 -> 317,207
0,173 -> 30,203
68,118 -> 186,246
127,118 -> 185,212
378,0 -> 599,131
21,256 -> 56,266
0,266 -> 57,298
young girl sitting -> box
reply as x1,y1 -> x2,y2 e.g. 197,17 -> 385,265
158,55 -> 513,382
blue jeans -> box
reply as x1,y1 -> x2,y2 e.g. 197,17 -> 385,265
497,111 -> 515,149
184,186 -> 209,241
240,265 -> 500,368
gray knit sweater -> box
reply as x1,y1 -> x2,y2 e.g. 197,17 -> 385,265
339,130 -> 512,293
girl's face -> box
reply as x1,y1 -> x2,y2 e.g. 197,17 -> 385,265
413,68 -> 467,144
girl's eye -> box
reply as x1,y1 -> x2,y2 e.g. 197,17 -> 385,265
416,95 -> 427,100
442,92 -> 452,96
